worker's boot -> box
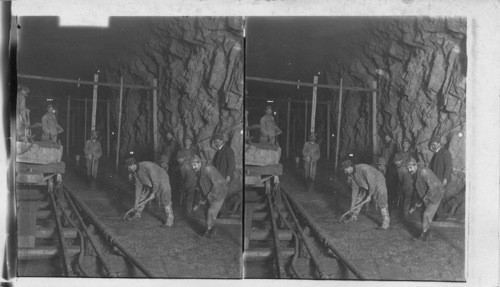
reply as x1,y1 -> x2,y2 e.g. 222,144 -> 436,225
203,226 -> 215,238
417,229 -> 431,241
160,204 -> 174,227
377,208 -> 390,230
127,212 -> 141,221
344,214 -> 357,222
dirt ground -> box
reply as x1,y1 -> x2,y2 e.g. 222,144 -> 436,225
281,159 -> 465,281
63,160 -> 242,278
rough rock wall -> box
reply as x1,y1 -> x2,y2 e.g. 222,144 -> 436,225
105,17 -> 244,161
325,17 -> 466,178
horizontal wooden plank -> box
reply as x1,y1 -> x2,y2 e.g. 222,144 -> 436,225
245,164 -> 283,176
16,162 -> 65,174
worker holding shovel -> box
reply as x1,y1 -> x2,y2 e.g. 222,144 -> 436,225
124,157 -> 174,228
302,132 -> 320,192
341,159 -> 390,230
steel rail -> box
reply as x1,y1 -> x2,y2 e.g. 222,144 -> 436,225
48,191 -> 74,276
266,192 -> 286,278
281,187 -> 368,280
63,186 -> 155,277
280,188 -> 328,279
57,198 -> 90,277
60,186 -> 117,277
272,198 -> 303,279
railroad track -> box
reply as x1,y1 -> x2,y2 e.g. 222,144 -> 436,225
17,180 -> 156,277
243,182 -> 368,279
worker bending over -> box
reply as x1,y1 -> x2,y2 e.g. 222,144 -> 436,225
125,157 -> 174,227
342,159 -> 390,230
191,155 -> 228,238
406,157 -> 445,241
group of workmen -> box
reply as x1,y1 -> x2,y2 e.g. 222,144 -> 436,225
16,85 -> 64,144
123,132 -> 238,239
341,134 -> 455,241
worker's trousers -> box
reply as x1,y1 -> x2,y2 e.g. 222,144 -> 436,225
351,188 -> 390,228
304,159 -> 317,180
259,135 -> 276,145
86,158 -> 99,179
180,164 -> 197,211
207,195 -> 226,229
422,200 -> 441,232
42,132 -> 58,143
397,166 -> 414,215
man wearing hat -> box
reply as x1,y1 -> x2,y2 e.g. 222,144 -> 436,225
41,104 -> 64,144
16,85 -> 31,142
84,130 -> 102,183
302,132 -> 320,188
394,139 -> 418,215
191,155 -> 229,238
374,156 -> 387,175
429,136 -> 453,220
176,136 -> 199,214
406,157 -> 445,241
341,159 -> 390,229
259,105 -> 282,145
125,157 -> 174,227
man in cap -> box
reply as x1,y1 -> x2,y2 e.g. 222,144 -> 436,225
213,134 -> 237,214
158,154 -> 170,173
380,134 -> 397,164
125,157 -> 174,227
406,157 -> 445,241
394,138 -> 418,215
259,105 -> 282,145
429,136 -> 453,220
374,156 -> 387,175
84,130 -> 102,183
162,131 -> 178,166
379,133 -> 398,209
177,136 -> 199,214
191,155 -> 229,238
41,104 -> 64,144
341,159 -> 390,229
302,132 -> 320,189
16,85 -> 31,142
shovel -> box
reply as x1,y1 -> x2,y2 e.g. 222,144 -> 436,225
122,193 -> 155,220
337,196 -> 371,222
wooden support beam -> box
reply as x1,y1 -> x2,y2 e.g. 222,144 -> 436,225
372,80 -> 378,162
334,78 -> 343,174
84,98 -> 88,143
327,100 -> 331,160
18,73 -> 158,90
304,99 -> 308,143
310,76 -> 318,133
91,74 -> 98,131
66,95 -> 70,157
107,99 -> 110,157
152,78 -> 159,161
246,76 -> 379,92
286,97 -> 291,158
115,76 -> 124,171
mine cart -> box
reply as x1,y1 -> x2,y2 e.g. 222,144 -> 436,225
244,142 -> 282,194
16,141 -> 65,253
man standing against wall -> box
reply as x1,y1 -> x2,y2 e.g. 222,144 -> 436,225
213,134 -> 237,214
177,136 -> 199,214
394,138 -> 417,216
429,136 -> 453,220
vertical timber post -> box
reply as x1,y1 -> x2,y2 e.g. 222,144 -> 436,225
334,78 -> 343,174
372,80 -> 378,163
326,99 -> 331,160
107,99 -> 110,157
152,79 -> 159,161
304,99 -> 308,143
286,97 -> 291,158
66,96 -> 70,157
115,76 -> 124,171
91,73 -> 98,131
84,98 -> 88,143
310,75 -> 318,133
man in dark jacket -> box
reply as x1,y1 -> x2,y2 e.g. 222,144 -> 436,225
429,136 -> 453,219
191,155 -> 229,238
177,136 -> 199,214
125,157 -> 174,227
394,138 -> 418,215
407,157 -> 445,241
212,134 -> 235,183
